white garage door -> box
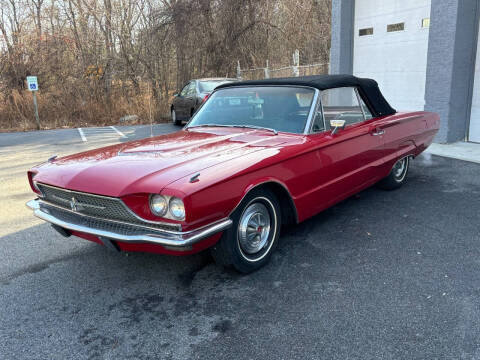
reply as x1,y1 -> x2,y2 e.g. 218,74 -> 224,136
469,26 -> 480,143
353,0 -> 431,112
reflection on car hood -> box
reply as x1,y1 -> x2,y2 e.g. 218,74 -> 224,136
33,127 -> 296,197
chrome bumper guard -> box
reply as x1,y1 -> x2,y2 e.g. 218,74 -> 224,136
26,199 -> 232,248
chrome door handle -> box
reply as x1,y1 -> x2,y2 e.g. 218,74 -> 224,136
372,129 -> 385,136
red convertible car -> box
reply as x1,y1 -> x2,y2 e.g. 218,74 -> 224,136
26,75 -> 439,273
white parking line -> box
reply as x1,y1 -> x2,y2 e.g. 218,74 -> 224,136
110,126 -> 127,138
77,128 -> 87,142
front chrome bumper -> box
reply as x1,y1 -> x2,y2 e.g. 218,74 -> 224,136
26,199 -> 232,248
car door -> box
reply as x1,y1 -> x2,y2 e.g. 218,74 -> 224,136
301,87 -> 386,214
184,81 -> 197,119
175,82 -> 191,119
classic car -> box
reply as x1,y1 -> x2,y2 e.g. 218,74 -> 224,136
171,77 -> 238,125
27,75 -> 440,273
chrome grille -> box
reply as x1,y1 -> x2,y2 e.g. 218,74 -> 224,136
37,183 -> 180,231
40,203 -> 166,237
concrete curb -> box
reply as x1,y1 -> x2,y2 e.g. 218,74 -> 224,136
425,142 -> 480,164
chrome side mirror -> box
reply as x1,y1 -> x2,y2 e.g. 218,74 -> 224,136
330,119 -> 346,135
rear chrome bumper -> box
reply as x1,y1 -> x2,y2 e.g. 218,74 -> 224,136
26,199 -> 232,248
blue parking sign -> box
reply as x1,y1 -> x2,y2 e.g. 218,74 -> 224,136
26,76 -> 38,91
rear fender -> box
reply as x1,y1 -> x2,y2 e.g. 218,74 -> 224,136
383,140 -> 416,173
396,140 -> 417,159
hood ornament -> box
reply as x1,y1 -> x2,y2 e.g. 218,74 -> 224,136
189,173 -> 200,183
48,155 -> 58,163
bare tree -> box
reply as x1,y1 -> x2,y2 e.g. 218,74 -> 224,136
0,0 -> 331,131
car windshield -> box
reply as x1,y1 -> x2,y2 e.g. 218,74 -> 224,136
187,86 -> 315,134
198,81 -> 232,93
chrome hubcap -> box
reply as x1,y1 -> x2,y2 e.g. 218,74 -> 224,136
238,202 -> 271,255
393,158 -> 407,179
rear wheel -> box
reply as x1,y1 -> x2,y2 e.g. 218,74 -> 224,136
377,156 -> 410,190
210,188 -> 281,273
171,108 -> 181,126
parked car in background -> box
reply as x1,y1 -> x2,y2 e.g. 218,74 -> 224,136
26,75 -> 439,273
170,78 -> 238,125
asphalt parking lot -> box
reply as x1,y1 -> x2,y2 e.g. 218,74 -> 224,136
1,125 -> 480,359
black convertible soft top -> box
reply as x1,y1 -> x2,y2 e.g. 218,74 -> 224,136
215,74 -> 396,117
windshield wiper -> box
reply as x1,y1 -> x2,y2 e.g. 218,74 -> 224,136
187,124 -> 232,129
187,123 -> 278,135
229,124 -> 278,135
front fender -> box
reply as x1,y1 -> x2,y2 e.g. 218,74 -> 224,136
165,173 -> 297,232
231,177 -> 298,222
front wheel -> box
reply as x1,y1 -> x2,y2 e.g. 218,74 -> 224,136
171,108 -> 181,126
377,156 -> 410,190
210,188 -> 281,273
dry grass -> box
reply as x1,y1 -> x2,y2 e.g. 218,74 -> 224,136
0,0 -> 330,133
0,85 -> 171,132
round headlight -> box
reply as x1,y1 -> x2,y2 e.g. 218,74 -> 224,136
169,197 -> 185,220
150,195 -> 168,217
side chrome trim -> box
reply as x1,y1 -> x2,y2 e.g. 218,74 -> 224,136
26,199 -> 232,247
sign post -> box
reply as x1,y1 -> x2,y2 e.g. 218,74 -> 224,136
26,76 -> 41,129
292,49 -> 300,77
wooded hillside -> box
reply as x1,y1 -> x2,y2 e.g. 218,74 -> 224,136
0,0 -> 331,131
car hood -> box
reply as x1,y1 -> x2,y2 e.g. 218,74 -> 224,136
33,128 -> 295,197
